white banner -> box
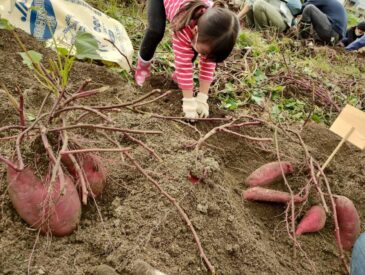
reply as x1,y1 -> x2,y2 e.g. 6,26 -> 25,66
0,0 -> 134,70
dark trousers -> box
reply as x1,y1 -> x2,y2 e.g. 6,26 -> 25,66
140,0 -> 166,61
301,4 -> 340,44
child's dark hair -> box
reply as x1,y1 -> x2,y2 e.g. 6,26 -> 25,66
171,0 -> 240,63
357,22 -> 365,32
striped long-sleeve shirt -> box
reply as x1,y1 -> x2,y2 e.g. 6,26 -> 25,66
164,0 -> 216,90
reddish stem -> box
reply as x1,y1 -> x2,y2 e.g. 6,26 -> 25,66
18,92 -> 25,127
62,90 -> 99,106
50,124 -> 162,135
131,90 -> 172,108
124,133 -> 162,162
94,89 -> 161,110
0,155 -> 22,171
54,106 -> 112,123
316,162 -> 349,274
124,152 -> 215,274
61,148 -> 131,155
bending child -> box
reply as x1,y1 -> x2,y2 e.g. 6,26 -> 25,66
340,22 -> 365,52
135,0 -> 239,119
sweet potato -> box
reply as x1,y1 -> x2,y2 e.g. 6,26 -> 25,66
245,161 -> 294,187
335,195 -> 361,251
296,205 -> 326,236
62,153 -> 107,197
242,187 -> 304,204
7,166 -> 81,237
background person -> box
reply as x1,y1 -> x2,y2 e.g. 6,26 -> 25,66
298,0 -> 347,45
238,0 -> 302,32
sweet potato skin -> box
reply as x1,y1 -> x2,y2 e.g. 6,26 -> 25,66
62,153 -> 107,197
245,161 -> 294,187
296,205 -> 326,236
7,166 -> 81,237
335,196 -> 360,251
242,187 -> 304,204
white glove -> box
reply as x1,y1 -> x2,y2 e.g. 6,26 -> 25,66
196,93 -> 209,118
182,97 -> 198,120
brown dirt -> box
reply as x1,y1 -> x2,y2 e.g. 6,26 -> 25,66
1,29 -> 364,275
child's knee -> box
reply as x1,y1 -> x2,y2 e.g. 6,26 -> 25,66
302,4 -> 316,15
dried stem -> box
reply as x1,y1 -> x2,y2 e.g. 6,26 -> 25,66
62,89 -> 100,106
0,125 -> 26,132
17,88 -> 25,127
54,106 -> 112,123
68,153 -> 88,204
131,90 -> 172,108
49,89 -> 67,122
94,89 -> 161,110
124,133 -> 162,162
274,128 -> 297,257
104,38 -> 134,72
316,162 -> 349,274
0,154 -> 21,171
123,151 -> 215,274
50,124 -> 162,135
16,113 -> 49,169
220,128 -> 273,142
62,148 -> 131,155
194,117 -> 267,150
309,157 -> 329,213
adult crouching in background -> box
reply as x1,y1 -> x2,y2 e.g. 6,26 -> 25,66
238,0 -> 302,33
297,0 -> 347,45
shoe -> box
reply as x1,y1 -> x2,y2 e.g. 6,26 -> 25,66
135,56 -> 151,87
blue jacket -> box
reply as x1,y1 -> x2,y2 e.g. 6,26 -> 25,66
346,35 -> 365,51
287,0 -> 302,16
302,0 -> 348,38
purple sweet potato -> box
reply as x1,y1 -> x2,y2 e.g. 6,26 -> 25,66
245,161 -> 294,187
296,205 -> 326,236
7,166 -> 81,237
335,195 -> 360,251
242,187 -> 304,204
62,153 -> 107,197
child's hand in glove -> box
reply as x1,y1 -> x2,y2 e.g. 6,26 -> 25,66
182,97 -> 198,120
196,93 -> 209,118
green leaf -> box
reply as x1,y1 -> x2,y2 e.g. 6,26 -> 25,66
0,18 -> 13,30
57,47 -> 69,57
26,112 -> 36,122
251,90 -> 265,105
75,32 -> 101,60
18,50 -> 43,69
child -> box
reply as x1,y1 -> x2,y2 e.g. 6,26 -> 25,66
135,0 -> 239,119
341,22 -> 365,46
340,21 -> 365,52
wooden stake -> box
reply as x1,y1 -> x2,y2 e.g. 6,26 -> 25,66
317,127 -> 355,176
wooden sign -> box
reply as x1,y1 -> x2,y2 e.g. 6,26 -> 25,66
330,104 -> 365,150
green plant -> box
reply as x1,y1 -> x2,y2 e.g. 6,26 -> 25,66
1,18 -> 100,94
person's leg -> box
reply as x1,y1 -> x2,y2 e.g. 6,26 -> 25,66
136,0 -> 166,86
300,4 -> 334,43
252,0 -> 286,32
246,9 -> 255,28
351,233 -> 365,275
139,0 -> 166,61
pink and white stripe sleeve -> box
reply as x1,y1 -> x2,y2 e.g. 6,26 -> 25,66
199,56 -> 216,83
172,31 -> 195,90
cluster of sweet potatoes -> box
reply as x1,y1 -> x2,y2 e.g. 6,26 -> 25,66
7,151 -> 107,237
242,161 -> 361,251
